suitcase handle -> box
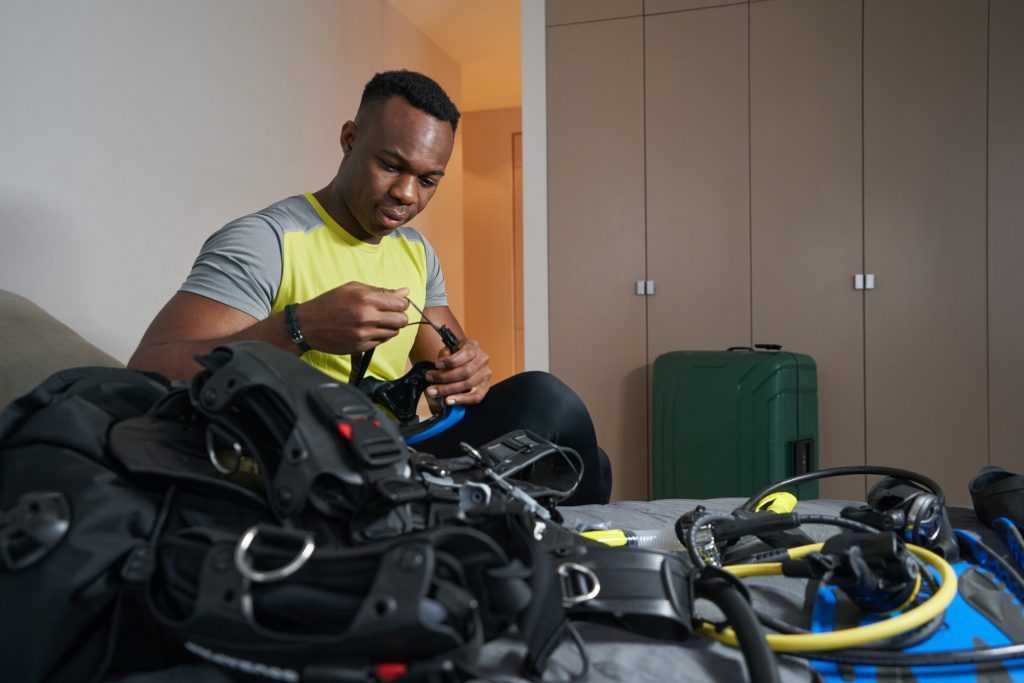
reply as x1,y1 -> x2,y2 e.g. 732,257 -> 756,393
726,344 -> 783,352
793,438 -> 815,476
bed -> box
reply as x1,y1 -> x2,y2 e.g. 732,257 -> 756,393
476,497 -> 871,683
105,495 -> 1007,683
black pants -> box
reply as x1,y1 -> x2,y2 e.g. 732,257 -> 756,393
416,371 -> 613,506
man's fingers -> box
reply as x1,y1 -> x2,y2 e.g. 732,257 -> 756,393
426,365 -> 487,392
455,384 -> 489,405
426,366 -> 491,400
443,389 -> 475,406
433,364 -> 477,384
429,381 -> 477,401
426,356 -> 485,384
368,288 -> 410,311
373,310 -> 409,329
435,339 -> 479,369
360,321 -> 407,342
441,384 -> 490,406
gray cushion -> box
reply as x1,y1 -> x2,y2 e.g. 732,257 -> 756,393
0,289 -> 122,409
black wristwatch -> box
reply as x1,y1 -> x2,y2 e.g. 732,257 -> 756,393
284,303 -> 312,354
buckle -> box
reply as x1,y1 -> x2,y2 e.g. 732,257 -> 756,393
374,476 -> 428,504
121,543 -> 156,583
411,451 -> 450,478
205,424 -> 243,475
234,525 -> 315,583
0,491 -> 70,571
557,562 -> 601,607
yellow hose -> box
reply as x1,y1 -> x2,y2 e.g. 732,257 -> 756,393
698,543 -> 957,652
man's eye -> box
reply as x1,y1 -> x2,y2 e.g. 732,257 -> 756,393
419,177 -> 437,188
381,162 -> 399,173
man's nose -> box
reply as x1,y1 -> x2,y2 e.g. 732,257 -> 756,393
389,175 -> 416,204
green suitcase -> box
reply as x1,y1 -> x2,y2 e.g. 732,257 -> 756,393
652,345 -> 819,500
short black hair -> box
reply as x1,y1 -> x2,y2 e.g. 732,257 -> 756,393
358,70 -> 461,133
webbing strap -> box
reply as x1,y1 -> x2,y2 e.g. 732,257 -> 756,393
559,542 -> 695,642
349,349 -> 374,386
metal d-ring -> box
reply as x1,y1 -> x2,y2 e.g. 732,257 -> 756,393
206,426 -> 243,475
234,525 -> 315,584
557,562 -> 601,607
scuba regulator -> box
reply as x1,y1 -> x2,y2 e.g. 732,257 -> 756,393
841,476 -> 958,561
781,532 -> 922,614
742,465 -> 959,562
348,298 -> 466,445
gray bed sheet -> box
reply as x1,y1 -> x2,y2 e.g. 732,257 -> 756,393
471,497 -> 862,683
108,498 -> 873,683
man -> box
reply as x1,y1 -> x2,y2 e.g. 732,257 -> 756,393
128,70 -> 611,505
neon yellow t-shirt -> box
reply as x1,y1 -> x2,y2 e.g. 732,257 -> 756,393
180,193 -> 447,383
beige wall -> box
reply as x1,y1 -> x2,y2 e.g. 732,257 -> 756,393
989,0 -> 1024,469
462,108 -> 523,383
0,0 -> 463,360
543,0 -> 1024,504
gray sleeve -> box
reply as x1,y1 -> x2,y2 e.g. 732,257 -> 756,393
178,214 -> 282,320
420,232 -> 448,308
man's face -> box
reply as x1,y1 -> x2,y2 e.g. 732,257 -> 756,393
337,96 -> 455,243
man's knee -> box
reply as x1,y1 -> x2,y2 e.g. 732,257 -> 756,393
493,370 -> 590,424
496,370 -> 569,396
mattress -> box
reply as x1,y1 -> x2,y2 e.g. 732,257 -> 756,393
108,498 -> 999,683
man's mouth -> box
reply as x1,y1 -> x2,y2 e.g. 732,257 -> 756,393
378,207 -> 408,227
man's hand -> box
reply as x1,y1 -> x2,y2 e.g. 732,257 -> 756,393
127,282 -> 410,380
297,282 -> 409,354
424,338 -> 492,406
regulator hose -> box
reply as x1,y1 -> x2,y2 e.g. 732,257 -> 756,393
699,543 -> 958,652
696,573 -> 781,683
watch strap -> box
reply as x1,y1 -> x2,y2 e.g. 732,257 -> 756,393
284,303 -> 312,354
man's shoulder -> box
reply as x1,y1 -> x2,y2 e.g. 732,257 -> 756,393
388,226 -> 430,248
231,194 -> 323,236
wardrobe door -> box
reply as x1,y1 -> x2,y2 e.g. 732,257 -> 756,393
547,17 -> 648,501
864,0 -> 988,505
645,0 -> 739,13
749,0 -> 864,501
989,0 -> 1024,472
645,3 -> 751,362
546,0 -> 641,26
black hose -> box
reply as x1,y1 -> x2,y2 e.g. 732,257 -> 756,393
792,641 -> 1024,666
697,576 -> 781,683
741,465 -> 946,513
796,514 -> 879,534
757,610 -> 945,651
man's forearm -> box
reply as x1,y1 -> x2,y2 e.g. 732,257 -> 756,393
127,339 -> 231,380
127,312 -> 299,380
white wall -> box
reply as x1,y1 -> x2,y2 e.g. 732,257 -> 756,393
0,0 -> 463,362
520,0 -> 549,371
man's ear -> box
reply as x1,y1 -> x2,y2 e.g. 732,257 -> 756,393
340,120 -> 358,155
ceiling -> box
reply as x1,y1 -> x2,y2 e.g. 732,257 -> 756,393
388,0 -> 522,112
